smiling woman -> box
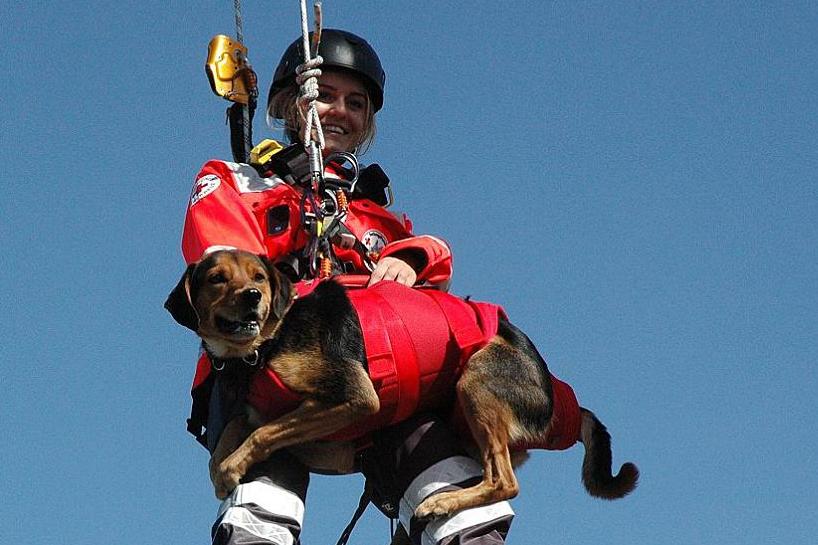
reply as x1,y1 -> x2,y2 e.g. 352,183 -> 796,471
176,28 -> 516,545
267,29 -> 380,154
313,72 -> 370,154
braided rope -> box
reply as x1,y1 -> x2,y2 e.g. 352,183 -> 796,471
298,0 -> 324,173
233,0 -> 244,43
296,56 -> 325,151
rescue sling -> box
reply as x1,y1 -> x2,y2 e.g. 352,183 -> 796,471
189,279 -> 582,453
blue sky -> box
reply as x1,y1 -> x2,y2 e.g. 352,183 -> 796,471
1,1 -> 816,544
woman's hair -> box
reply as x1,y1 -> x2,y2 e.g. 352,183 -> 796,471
267,78 -> 377,155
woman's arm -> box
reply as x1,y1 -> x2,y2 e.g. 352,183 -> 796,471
181,160 -> 268,264
378,234 -> 453,287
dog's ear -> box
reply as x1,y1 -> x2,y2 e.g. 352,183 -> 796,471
261,255 -> 294,322
165,264 -> 200,332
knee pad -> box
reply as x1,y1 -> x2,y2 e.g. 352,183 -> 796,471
398,456 -> 514,545
213,480 -> 305,545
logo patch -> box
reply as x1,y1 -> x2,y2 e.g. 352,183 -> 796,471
190,174 -> 221,206
362,230 -> 388,254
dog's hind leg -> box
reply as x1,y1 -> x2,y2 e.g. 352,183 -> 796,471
415,340 -> 523,520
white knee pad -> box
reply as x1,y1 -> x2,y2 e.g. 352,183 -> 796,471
215,481 -> 305,545
398,456 -> 515,545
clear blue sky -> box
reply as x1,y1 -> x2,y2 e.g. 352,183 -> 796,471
1,1 -> 816,544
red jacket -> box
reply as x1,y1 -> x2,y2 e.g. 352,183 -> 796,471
181,159 -> 452,283
182,158 -> 453,444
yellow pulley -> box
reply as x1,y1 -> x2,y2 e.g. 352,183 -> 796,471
205,34 -> 257,105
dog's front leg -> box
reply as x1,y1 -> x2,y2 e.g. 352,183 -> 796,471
210,416 -> 253,499
215,381 -> 379,495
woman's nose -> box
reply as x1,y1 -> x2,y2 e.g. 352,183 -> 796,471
326,97 -> 346,116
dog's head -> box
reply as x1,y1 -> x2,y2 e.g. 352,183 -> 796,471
165,250 -> 293,358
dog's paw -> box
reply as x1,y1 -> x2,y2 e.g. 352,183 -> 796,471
213,472 -> 240,500
414,492 -> 461,521
213,460 -> 245,499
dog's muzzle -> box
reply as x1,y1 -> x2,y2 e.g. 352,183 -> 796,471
214,289 -> 265,339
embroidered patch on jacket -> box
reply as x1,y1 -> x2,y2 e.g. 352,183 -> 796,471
362,230 -> 388,254
190,174 -> 220,206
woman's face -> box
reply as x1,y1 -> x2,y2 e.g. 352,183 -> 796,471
313,70 -> 370,155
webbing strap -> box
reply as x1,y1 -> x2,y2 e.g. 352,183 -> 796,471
350,287 -> 421,426
231,0 -> 253,162
379,293 -> 421,424
423,292 -> 491,355
334,482 -> 372,545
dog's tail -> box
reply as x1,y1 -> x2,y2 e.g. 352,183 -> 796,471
578,408 -> 639,499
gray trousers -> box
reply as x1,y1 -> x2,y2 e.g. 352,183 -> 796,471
211,414 -> 513,545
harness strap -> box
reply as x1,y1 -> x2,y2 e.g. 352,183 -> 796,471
351,289 -> 401,426
335,221 -> 376,271
379,292 -> 421,424
334,481 -> 373,545
424,292 -> 495,357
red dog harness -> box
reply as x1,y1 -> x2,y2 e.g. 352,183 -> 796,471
242,280 -> 582,451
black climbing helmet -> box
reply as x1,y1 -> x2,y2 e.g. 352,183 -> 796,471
268,29 -> 386,116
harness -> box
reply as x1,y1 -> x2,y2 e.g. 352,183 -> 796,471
188,280 -> 582,454
244,281 -> 500,444
243,280 -> 581,452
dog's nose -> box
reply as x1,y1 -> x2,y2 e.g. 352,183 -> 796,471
241,289 -> 262,307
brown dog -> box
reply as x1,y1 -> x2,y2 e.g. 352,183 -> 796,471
166,249 -> 638,519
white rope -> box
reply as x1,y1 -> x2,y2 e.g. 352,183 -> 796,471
296,56 -> 324,151
297,0 -> 324,175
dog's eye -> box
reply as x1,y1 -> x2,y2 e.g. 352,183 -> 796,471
254,273 -> 267,283
208,273 -> 227,284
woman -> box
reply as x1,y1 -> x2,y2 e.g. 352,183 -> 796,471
180,30 -> 514,545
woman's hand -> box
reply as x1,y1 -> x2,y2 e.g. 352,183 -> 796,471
367,256 -> 418,287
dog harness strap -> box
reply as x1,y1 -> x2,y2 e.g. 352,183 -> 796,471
192,351 -> 212,388
545,375 -> 582,450
424,292 -> 502,361
347,288 -> 401,425
188,352 -> 216,447
377,289 -> 422,424
247,367 -> 305,421
510,374 -> 581,451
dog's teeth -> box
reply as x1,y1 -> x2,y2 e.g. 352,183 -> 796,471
215,315 -> 261,338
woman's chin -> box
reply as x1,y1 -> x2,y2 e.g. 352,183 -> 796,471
321,137 -> 354,157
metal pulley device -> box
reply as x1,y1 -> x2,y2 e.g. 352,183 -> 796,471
205,34 -> 258,163
205,35 -> 256,104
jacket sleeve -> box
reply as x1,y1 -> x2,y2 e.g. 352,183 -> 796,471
379,215 -> 453,287
181,160 -> 267,264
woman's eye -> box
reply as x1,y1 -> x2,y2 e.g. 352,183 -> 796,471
318,91 -> 332,102
349,99 -> 365,111
208,274 -> 227,284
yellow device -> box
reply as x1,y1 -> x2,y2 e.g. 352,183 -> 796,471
249,139 -> 285,166
205,34 -> 256,104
